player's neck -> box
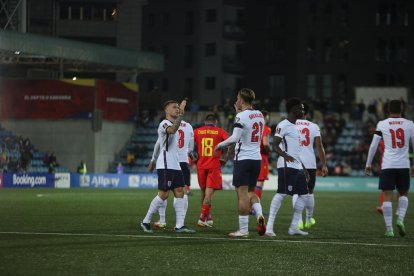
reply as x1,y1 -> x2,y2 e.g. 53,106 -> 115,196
165,114 -> 175,122
389,113 -> 402,118
287,114 -> 297,124
241,103 -> 252,111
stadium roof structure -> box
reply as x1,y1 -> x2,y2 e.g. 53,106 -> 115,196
0,30 -> 164,74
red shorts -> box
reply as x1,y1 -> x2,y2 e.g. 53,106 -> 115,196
258,158 -> 269,181
197,168 -> 222,190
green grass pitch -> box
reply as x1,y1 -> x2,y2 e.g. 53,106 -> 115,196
0,189 -> 413,275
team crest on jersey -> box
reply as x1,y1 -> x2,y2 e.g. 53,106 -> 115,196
167,181 -> 172,187
288,185 -> 293,192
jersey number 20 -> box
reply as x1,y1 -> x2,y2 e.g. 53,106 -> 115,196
390,128 -> 404,148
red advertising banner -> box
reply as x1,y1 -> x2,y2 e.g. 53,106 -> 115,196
96,80 -> 138,121
0,79 -> 138,121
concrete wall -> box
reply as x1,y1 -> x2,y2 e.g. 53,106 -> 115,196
1,120 -> 134,173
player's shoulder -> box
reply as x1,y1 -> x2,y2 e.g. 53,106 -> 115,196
277,119 -> 291,128
180,120 -> 193,131
159,119 -> 172,129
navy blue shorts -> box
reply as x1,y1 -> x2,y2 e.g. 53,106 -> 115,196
307,169 -> 316,193
157,169 -> 185,191
180,162 -> 191,186
379,169 -> 410,192
277,168 -> 308,196
233,160 -> 261,189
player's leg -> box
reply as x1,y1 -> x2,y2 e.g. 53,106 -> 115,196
199,187 -> 215,227
172,170 -> 195,233
379,169 -> 395,237
154,198 -> 168,229
304,169 -> 316,229
179,162 -> 191,216
204,168 -> 222,227
248,160 -> 266,235
197,169 -> 208,226
140,170 -> 171,233
229,160 -> 250,237
377,192 -> 384,214
395,169 -> 410,237
255,180 -> 264,200
288,170 -> 309,236
265,168 -> 289,236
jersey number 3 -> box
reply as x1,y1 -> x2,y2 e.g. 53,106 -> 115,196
301,128 -> 310,146
390,128 -> 404,148
178,129 -> 185,148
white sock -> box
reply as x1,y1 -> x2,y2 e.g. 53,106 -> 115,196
398,196 -> 408,221
266,193 -> 286,232
252,202 -> 263,219
174,197 -> 186,229
158,199 -> 167,224
306,194 -> 315,222
143,195 -> 164,224
239,215 -> 249,233
290,195 -> 306,230
382,201 -> 393,231
292,194 -> 298,208
184,194 -> 189,217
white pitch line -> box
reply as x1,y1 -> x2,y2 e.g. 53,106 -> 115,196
0,231 -> 413,248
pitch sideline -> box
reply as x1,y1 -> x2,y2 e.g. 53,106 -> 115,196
0,231 -> 413,248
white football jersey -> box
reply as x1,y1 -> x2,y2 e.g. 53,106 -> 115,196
234,109 -> 264,161
275,119 -> 302,169
296,119 -> 321,169
155,119 -> 180,170
177,121 -> 194,163
375,117 -> 414,169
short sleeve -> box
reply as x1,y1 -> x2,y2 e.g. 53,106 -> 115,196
234,114 -> 245,128
158,120 -> 171,136
314,123 -> 321,137
275,123 -> 287,138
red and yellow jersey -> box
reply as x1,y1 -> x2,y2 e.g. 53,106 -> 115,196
194,125 -> 229,170
260,125 -> 272,157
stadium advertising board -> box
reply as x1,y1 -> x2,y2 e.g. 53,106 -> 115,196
54,173 -> 71,188
2,173 -> 55,188
71,173 -> 158,188
0,79 -> 138,121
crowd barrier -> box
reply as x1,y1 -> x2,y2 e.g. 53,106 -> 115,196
0,172 -> 394,192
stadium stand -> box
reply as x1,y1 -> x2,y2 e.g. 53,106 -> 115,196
0,125 -> 69,173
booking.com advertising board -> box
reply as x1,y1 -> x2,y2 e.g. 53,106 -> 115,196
0,172 -> 403,192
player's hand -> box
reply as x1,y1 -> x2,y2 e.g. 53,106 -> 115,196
214,145 -> 221,154
179,98 -> 188,114
321,165 -> 328,177
284,153 -> 295,163
189,151 -> 198,163
148,161 -> 155,173
219,159 -> 227,167
364,166 -> 371,176
303,168 -> 310,183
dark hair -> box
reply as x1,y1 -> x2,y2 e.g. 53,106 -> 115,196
261,110 -> 269,117
286,98 -> 302,113
163,100 -> 178,110
205,113 -> 218,122
238,88 -> 255,104
388,99 -> 402,114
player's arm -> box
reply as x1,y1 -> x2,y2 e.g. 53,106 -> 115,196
315,136 -> 328,176
148,137 -> 161,172
262,132 -> 271,154
273,136 -> 295,163
214,126 -> 243,152
166,99 -> 187,135
365,131 -> 382,176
